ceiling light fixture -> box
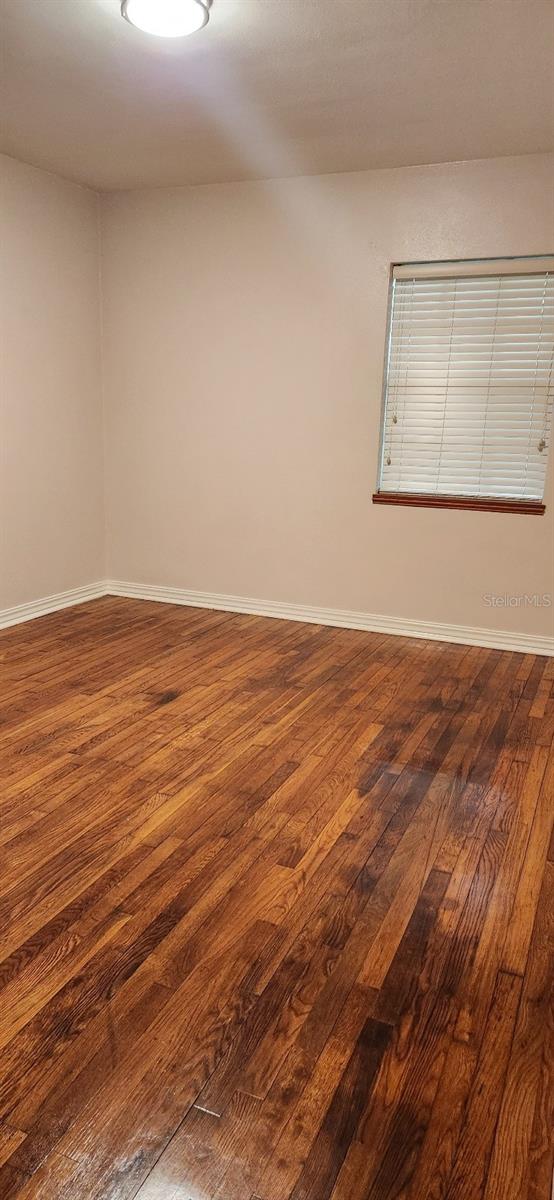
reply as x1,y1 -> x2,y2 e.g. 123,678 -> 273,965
121,0 -> 209,37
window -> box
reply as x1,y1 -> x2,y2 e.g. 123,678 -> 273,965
374,257 -> 554,514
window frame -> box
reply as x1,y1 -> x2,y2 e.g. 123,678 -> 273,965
372,256 -> 553,515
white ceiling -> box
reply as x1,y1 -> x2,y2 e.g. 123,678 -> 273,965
1,0 -> 553,192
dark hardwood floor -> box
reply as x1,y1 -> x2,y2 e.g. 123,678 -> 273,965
0,596 -> 552,1200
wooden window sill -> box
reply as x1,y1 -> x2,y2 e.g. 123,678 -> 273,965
372,492 -> 546,515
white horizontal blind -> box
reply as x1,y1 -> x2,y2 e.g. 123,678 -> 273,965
378,263 -> 554,501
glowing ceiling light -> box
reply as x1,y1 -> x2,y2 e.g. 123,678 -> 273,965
121,0 -> 209,38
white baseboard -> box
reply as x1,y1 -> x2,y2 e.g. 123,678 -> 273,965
1,578 -> 551,655
0,582 -> 107,630
106,580 -> 554,657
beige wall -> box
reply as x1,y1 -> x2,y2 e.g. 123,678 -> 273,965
1,152 -> 552,638
100,154 -> 554,638
1,154 -> 104,609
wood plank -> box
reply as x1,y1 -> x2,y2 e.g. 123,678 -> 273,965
442,971 -> 522,1200
0,1127 -> 26,1169
288,1017 -> 390,1200
484,861 -> 554,1200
